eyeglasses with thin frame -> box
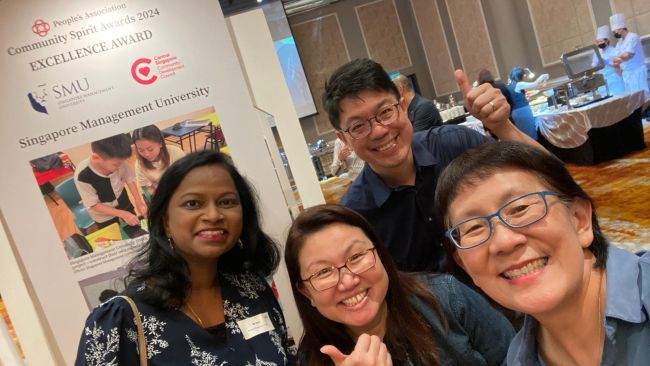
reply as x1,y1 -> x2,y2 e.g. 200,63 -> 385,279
301,247 -> 377,291
445,191 -> 561,250
342,103 -> 400,140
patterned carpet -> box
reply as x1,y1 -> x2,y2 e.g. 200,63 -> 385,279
0,296 -> 23,359
566,121 -> 650,253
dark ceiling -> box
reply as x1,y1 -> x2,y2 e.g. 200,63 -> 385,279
219,0 -> 334,17
218,0 -> 271,16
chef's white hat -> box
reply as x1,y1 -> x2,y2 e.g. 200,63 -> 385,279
610,13 -> 625,30
596,25 -> 610,40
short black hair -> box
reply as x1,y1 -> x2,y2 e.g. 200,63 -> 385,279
126,150 -> 280,308
91,133 -> 132,160
323,58 -> 400,130
434,141 -> 608,269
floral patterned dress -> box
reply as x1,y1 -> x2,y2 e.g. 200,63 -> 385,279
75,270 -> 297,365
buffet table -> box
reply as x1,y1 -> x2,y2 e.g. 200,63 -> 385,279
535,90 -> 646,165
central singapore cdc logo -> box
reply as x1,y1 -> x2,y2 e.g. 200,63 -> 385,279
131,58 -> 158,85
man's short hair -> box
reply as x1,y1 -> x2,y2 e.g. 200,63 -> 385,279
323,58 -> 399,130
391,74 -> 412,92
91,133 -> 133,160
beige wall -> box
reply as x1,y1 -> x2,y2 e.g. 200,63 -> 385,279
289,0 -> 438,144
610,0 -> 650,35
446,0 -> 500,81
411,0 -> 458,95
292,13 -> 351,136
527,0 -> 597,66
355,0 -> 412,73
288,0 -> 618,143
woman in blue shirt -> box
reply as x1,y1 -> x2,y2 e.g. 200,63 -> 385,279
75,151 -> 296,365
435,141 -> 649,365
284,204 -> 514,365
507,67 -> 549,140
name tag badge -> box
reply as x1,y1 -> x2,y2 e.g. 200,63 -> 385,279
237,312 -> 275,340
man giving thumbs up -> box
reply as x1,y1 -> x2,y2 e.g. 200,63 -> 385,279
324,59 -> 544,273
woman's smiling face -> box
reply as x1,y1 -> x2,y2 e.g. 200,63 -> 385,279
297,223 -> 389,336
164,164 -> 243,266
447,168 -> 594,316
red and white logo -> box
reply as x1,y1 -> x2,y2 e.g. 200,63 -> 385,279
32,19 -> 50,37
131,58 -> 158,85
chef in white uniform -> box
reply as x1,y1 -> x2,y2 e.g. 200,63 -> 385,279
593,25 -> 626,96
610,13 -> 649,100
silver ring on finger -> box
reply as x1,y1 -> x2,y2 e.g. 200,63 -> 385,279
489,101 -> 496,113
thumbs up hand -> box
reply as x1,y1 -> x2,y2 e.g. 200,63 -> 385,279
320,334 -> 392,366
455,69 -> 511,135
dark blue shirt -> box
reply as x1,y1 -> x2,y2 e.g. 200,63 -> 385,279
408,93 -> 443,132
493,82 -> 514,117
507,83 -> 530,110
341,125 -> 490,272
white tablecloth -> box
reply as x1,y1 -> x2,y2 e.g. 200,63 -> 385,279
537,91 -> 645,149
459,116 -> 487,135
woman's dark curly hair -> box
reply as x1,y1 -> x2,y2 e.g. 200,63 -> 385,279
125,150 -> 280,308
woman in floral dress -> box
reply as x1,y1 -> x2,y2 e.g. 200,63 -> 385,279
76,151 -> 296,365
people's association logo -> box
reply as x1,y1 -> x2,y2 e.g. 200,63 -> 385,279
27,84 -> 48,114
32,19 -> 50,37
131,58 -> 158,85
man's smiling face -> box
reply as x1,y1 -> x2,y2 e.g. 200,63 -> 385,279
336,89 -> 413,177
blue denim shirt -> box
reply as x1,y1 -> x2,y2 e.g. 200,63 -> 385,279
506,246 -> 650,365
415,274 -> 515,365
298,274 -> 514,365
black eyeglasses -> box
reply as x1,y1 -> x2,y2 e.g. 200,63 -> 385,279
445,191 -> 561,250
301,247 -> 377,291
342,103 -> 400,139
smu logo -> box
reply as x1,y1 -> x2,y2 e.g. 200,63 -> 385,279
27,78 -> 91,114
52,77 -> 90,98
27,84 -> 48,114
